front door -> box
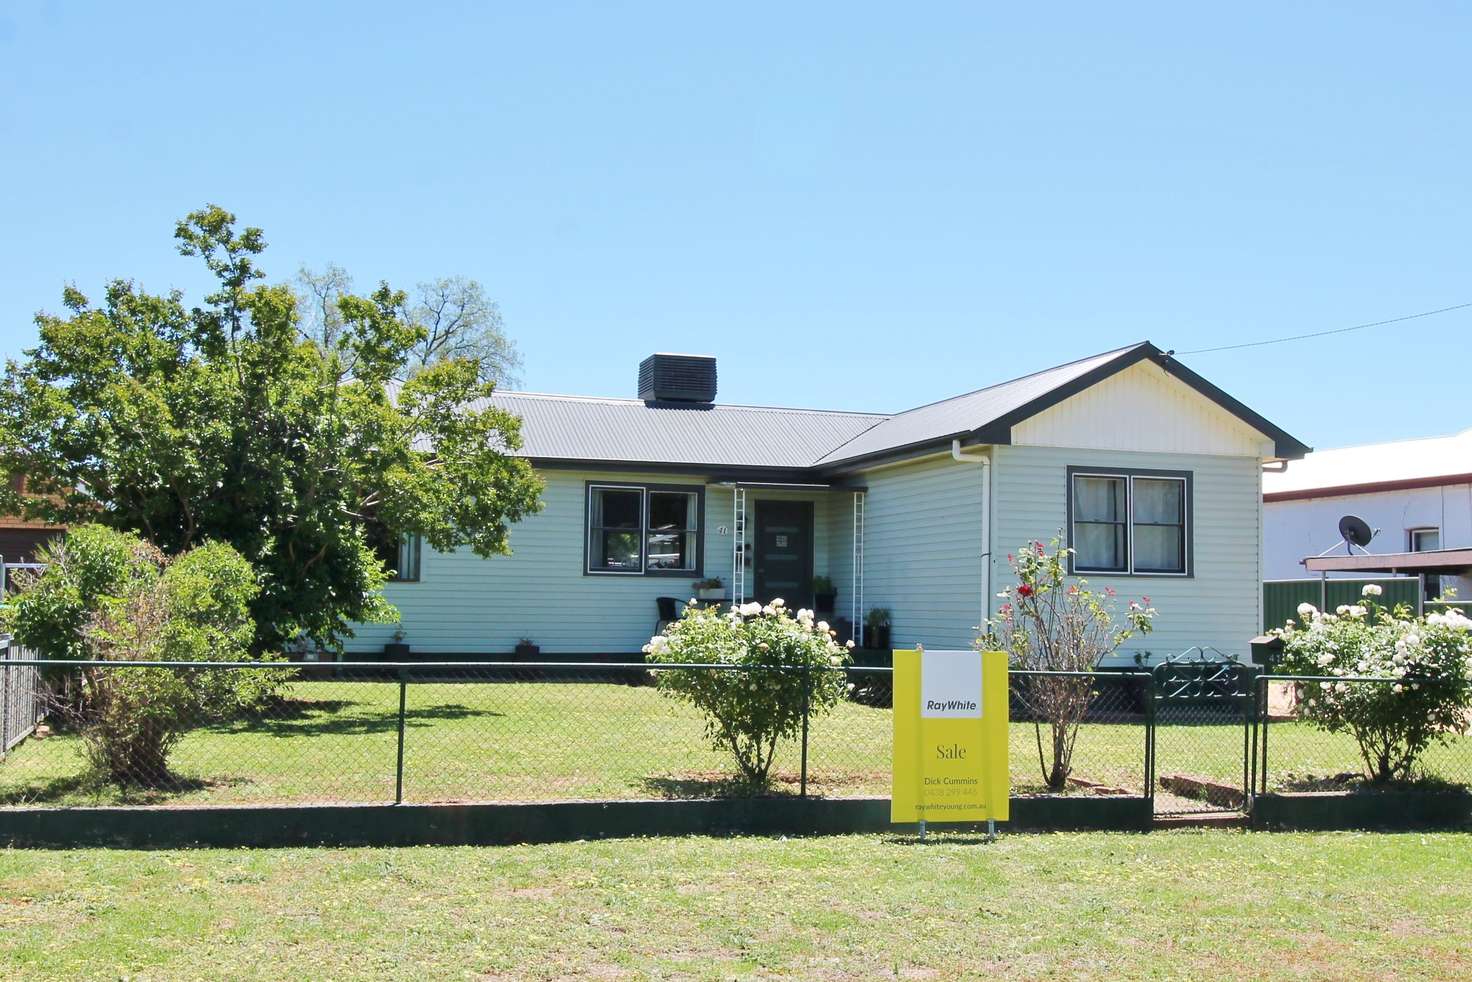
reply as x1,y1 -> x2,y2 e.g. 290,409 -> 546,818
754,501 -> 813,608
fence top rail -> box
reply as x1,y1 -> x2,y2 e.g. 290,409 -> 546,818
1259,672 -> 1432,684
0,657 -> 1152,679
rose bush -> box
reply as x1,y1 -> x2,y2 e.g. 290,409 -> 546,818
644,599 -> 851,787
981,537 -> 1157,791
1277,585 -> 1472,783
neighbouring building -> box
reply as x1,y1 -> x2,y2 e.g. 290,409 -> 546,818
348,342 -> 1308,664
1263,427 -> 1472,602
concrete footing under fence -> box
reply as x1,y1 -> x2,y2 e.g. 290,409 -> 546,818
0,794 -> 1152,849
1251,791 -> 1472,830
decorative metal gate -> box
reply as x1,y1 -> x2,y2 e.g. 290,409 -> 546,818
1148,654 -> 1258,816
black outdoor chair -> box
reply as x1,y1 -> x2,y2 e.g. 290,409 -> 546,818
655,596 -> 688,636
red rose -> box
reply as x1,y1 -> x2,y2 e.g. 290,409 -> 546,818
1017,584 -> 1034,598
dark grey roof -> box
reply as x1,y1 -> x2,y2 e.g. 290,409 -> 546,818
811,344 -> 1144,466
478,392 -> 888,470
475,341 -> 1308,472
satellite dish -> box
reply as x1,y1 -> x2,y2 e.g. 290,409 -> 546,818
1338,515 -> 1374,549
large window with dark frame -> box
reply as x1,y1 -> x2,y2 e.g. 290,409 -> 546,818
1070,470 -> 1189,575
586,483 -> 702,575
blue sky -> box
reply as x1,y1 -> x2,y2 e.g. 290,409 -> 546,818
2,2 -> 1468,451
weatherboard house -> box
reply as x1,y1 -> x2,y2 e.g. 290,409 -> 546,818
351,343 -> 1309,664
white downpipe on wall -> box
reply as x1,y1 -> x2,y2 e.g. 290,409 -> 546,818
950,439 -> 992,633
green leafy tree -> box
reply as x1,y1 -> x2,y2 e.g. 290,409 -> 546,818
643,600 -> 851,787
0,205 -> 543,651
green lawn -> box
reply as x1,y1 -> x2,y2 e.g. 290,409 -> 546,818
1,679 -> 1468,807
2,831 -> 1470,979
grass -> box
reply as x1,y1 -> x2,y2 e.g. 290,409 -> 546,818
0,679 -> 1468,807
2,831 -> 1471,979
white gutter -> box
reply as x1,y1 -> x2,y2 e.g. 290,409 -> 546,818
951,439 -> 992,633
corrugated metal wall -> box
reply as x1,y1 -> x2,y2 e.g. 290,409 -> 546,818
1262,578 -> 1421,631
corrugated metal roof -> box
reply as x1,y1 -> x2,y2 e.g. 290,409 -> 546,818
475,392 -> 889,469
1263,427 -> 1472,497
811,343 -> 1147,466
462,341 -> 1294,471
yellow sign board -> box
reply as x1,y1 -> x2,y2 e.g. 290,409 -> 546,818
891,649 -> 1009,823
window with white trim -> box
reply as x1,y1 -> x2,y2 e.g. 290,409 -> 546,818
1409,527 -> 1441,600
586,483 -> 702,575
1069,469 -> 1189,575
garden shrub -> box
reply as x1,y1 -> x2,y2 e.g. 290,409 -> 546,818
1277,587 -> 1472,783
644,600 -> 851,787
2,524 -> 163,665
5,527 -> 290,785
981,538 -> 1156,791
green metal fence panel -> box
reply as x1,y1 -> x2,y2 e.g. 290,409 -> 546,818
1262,578 -> 1420,631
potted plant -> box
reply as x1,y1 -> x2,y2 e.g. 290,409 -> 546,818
693,576 -> 725,602
811,575 -> 837,613
383,627 -> 410,659
514,637 -> 540,659
863,608 -> 891,651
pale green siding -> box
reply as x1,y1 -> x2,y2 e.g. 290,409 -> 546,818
349,469 -> 844,655
856,454 -> 988,650
989,445 -> 1263,663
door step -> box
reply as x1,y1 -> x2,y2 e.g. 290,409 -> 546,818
1153,810 -> 1247,830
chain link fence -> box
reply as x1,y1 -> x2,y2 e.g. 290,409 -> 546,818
1,658 -> 1470,812
0,643 -> 43,757
1257,674 -> 1472,795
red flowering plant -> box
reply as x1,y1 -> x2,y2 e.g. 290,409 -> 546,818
980,536 -> 1157,791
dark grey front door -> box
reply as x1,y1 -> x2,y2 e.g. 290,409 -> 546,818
754,501 -> 813,608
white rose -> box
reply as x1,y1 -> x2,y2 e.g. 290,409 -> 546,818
740,602 -> 762,617
817,621 -> 830,635
1297,602 -> 1317,619
1362,584 -> 1383,598
1336,605 -> 1350,616
770,597 -> 785,608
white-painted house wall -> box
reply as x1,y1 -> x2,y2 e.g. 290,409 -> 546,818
855,454 -> 988,651
348,469 -> 846,655
1263,484 -> 1472,597
990,445 -> 1265,663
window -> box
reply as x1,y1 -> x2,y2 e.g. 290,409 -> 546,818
1072,475 -> 1128,572
1069,468 -> 1190,576
396,534 -> 422,582
586,483 -> 703,575
367,523 -> 423,583
1409,528 -> 1441,600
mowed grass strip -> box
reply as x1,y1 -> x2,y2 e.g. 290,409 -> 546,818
1,679 -> 1468,806
1,831 -> 1470,979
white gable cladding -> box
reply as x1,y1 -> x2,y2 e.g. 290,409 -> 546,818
1010,361 -> 1276,458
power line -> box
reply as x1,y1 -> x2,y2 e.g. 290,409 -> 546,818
1179,301 -> 1472,355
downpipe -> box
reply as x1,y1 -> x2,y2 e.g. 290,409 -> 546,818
951,440 -> 992,633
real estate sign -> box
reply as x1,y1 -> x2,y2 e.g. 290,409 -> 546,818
891,648 -> 1009,823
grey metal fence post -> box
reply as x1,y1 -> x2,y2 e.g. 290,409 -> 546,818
1259,676 -> 1271,796
394,669 -> 408,805
1144,669 -> 1156,811
799,665 -> 811,798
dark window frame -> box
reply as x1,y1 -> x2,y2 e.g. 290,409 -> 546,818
583,481 -> 705,577
1066,466 -> 1193,578
396,534 -> 423,583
